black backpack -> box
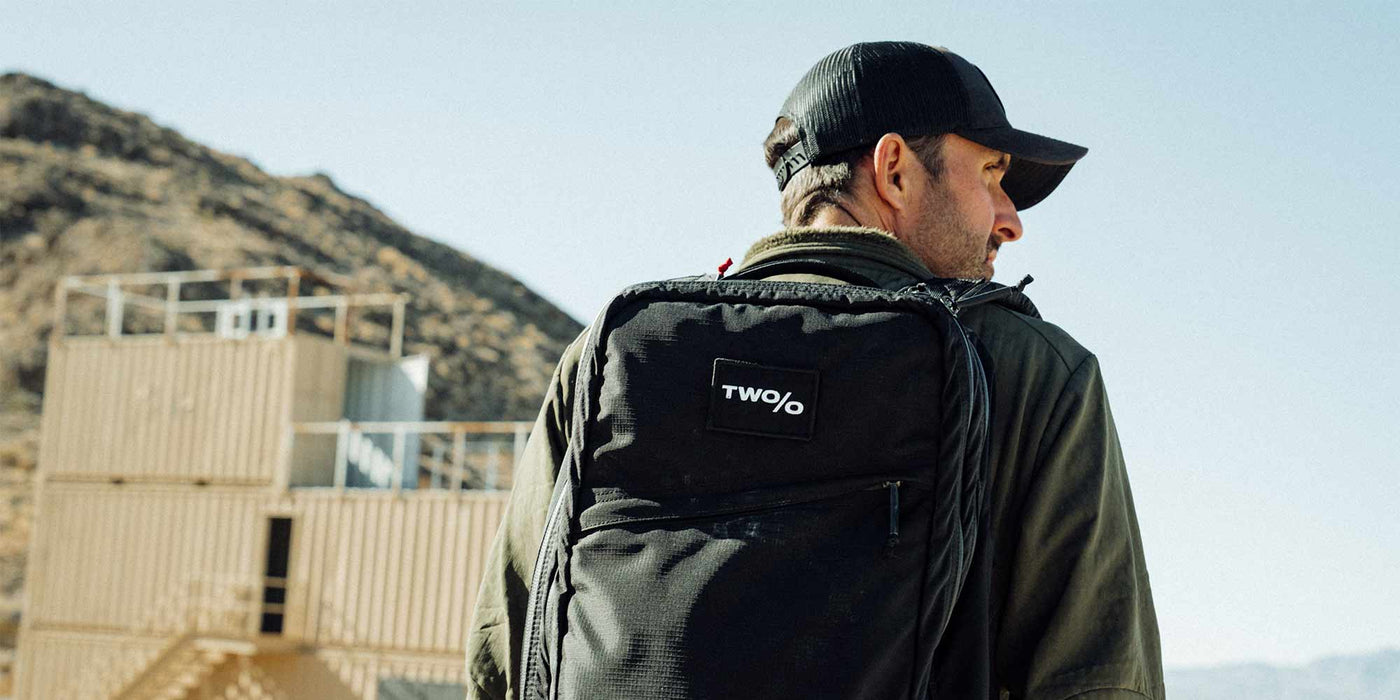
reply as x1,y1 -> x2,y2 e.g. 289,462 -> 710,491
520,261 -> 995,699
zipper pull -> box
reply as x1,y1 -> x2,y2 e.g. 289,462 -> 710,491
884,481 -> 901,553
899,281 -> 960,316
952,279 -> 991,304
956,274 -> 1034,309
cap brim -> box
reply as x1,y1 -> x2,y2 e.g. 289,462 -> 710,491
956,126 -> 1088,210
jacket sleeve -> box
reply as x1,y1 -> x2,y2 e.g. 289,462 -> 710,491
996,356 -> 1165,700
466,336 -> 585,700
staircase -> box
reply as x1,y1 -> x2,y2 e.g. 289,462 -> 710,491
51,575 -> 265,698
112,635 -> 257,700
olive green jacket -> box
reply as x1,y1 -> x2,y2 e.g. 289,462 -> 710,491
465,228 -> 1165,700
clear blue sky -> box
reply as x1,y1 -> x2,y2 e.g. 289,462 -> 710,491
5,0 -> 1398,668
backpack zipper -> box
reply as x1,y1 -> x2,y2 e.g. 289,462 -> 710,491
884,480 -> 901,554
580,477 -> 925,533
952,274 -> 1034,309
904,281 -> 960,317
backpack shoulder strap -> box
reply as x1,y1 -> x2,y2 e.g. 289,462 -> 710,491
724,258 -> 882,288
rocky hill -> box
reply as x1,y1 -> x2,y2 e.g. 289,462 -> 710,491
0,72 -> 583,648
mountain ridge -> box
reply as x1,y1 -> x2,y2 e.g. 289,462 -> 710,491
1167,648 -> 1400,699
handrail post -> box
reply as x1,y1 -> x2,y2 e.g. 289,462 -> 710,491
333,299 -> 348,345
451,428 -> 466,491
333,420 -> 349,491
430,442 -> 445,489
485,448 -> 498,491
164,280 -> 180,338
285,271 -> 300,336
105,280 -> 123,338
391,426 -> 407,494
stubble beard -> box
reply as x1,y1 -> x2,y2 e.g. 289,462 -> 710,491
915,182 -> 994,281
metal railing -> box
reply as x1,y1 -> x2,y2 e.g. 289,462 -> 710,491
54,266 -> 411,356
290,420 -> 532,492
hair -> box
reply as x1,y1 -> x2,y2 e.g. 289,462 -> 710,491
763,117 -> 946,227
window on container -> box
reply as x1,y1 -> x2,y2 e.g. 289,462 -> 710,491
260,517 -> 293,634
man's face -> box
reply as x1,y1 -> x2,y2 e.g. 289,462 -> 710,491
903,134 -> 1023,280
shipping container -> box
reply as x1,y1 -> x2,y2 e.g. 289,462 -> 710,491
17,270 -> 525,699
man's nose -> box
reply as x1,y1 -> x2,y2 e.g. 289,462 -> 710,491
993,185 -> 1023,243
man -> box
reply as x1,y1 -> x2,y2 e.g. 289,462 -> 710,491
467,41 -> 1164,699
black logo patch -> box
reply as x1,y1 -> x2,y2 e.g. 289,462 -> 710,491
708,358 -> 819,440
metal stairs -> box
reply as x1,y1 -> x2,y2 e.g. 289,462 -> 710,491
111,635 -> 257,700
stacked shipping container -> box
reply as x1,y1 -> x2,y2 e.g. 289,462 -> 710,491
17,273 -> 520,699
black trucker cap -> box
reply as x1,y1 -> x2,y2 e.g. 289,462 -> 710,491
773,41 -> 1088,210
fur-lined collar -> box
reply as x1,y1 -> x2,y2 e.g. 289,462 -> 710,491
740,227 -> 933,280
742,226 -> 911,260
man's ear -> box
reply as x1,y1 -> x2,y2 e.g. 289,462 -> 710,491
870,133 -> 917,214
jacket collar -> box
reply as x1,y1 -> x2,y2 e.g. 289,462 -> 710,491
737,226 -> 1042,319
739,227 -> 935,282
